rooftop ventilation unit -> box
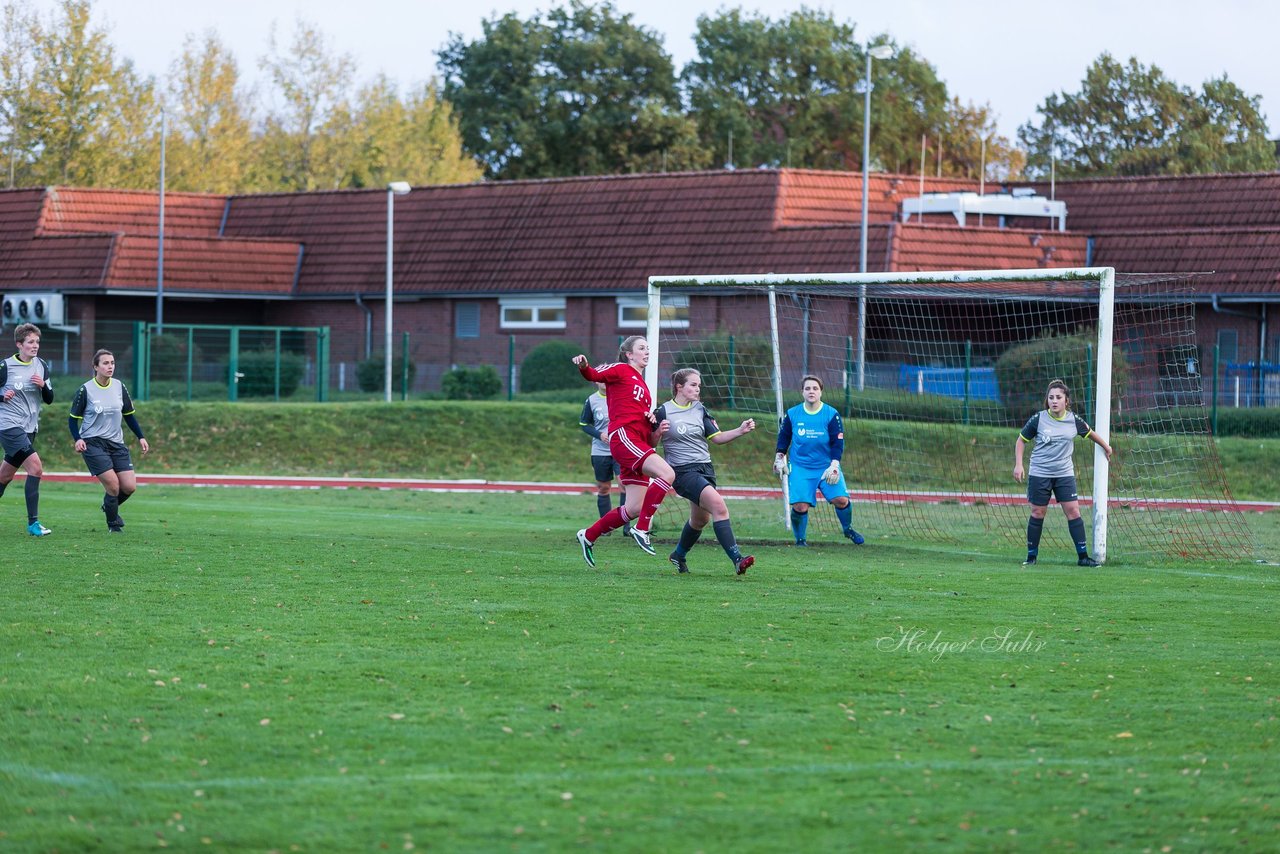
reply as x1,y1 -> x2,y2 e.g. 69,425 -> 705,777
2,293 -> 65,326
901,192 -> 1067,231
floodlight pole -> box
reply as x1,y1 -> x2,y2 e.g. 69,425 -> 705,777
385,182 -> 411,402
857,44 -> 893,392
156,105 -> 166,334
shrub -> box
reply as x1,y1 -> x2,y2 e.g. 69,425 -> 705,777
357,353 -> 417,393
672,334 -> 774,411
994,329 -> 1129,421
442,365 -> 502,400
234,350 -> 305,398
149,333 -> 204,381
520,340 -> 586,392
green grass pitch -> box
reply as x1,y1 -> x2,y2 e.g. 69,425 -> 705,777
2,484 -> 1277,850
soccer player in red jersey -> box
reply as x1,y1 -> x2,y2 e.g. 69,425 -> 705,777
571,336 -> 675,566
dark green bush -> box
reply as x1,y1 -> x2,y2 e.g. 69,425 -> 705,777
520,340 -> 586,392
149,333 -> 204,381
442,365 -> 502,400
672,334 -> 774,411
357,353 -> 416,393
1116,405 -> 1280,438
994,329 -> 1129,421
235,350 -> 305,398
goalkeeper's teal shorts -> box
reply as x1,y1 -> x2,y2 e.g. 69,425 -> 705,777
787,463 -> 850,505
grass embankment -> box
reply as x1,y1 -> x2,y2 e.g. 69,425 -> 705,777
32,400 -> 1280,501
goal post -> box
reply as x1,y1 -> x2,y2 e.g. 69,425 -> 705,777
646,266 -> 1253,563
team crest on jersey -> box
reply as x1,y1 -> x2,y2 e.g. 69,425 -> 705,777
93,403 -> 104,414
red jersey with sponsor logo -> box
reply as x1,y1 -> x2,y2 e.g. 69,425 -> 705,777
578,361 -> 653,434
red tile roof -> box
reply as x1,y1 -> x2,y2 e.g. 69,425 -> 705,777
1091,228 -> 1280,296
890,223 -> 1089,272
39,187 -> 227,238
1025,172 -> 1280,232
104,235 -> 299,294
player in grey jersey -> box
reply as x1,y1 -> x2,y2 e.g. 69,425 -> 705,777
578,378 -> 630,537
1013,379 -> 1114,567
0,323 -> 55,536
68,349 -> 149,533
653,368 -> 757,575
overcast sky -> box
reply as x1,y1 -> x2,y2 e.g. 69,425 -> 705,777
28,0 -> 1280,145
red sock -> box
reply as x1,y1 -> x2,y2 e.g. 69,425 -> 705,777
634,478 -> 672,532
586,506 -> 627,541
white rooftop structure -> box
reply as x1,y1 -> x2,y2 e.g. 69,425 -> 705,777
901,189 -> 1068,231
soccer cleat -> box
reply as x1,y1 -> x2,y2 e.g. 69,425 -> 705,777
628,527 -> 656,556
1021,556 -> 1037,566
735,555 -> 754,575
107,527 -> 123,534
668,551 -> 689,573
794,539 -> 808,548
844,528 -> 865,545
576,529 -> 596,568
27,521 -> 51,537
1077,555 -> 1100,567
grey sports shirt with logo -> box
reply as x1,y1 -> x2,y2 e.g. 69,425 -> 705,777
69,377 -> 136,442
580,392 -> 612,456
1020,409 -> 1092,478
654,399 -> 721,468
0,355 -> 51,433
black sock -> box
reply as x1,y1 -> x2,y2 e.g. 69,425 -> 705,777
25,475 -> 39,523
1026,516 -> 1044,558
1068,517 -> 1089,556
0,480 -> 7,498
118,490 -> 132,506
104,494 -> 121,527
675,522 -> 702,556
596,493 -> 611,517
712,519 -> 742,562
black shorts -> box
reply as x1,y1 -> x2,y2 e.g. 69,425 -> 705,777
1027,475 -> 1079,506
591,454 -> 620,483
673,462 -> 717,504
0,427 -> 34,458
83,437 -> 134,477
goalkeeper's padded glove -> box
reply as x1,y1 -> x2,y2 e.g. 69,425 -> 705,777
823,460 -> 841,485
773,453 -> 787,477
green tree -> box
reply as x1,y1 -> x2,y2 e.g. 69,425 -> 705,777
1019,53 -> 1277,178
682,8 -> 948,173
336,75 -> 482,188
0,0 -> 39,187
935,99 -> 1024,181
23,0 -> 141,185
166,30 -> 255,193
257,17 -> 355,190
440,0 -> 702,179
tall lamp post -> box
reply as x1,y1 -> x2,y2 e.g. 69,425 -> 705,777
857,43 -> 894,391
385,181 -> 411,402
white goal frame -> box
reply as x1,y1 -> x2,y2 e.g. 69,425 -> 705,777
646,267 -> 1117,562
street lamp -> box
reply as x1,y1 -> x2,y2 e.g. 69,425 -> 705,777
857,43 -> 893,391
385,181 -> 411,402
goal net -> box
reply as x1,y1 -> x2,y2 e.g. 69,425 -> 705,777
645,268 -> 1256,563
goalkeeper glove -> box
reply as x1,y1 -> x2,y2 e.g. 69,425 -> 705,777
773,453 -> 788,477
823,460 -> 841,485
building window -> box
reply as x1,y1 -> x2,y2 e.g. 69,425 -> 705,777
1270,334 -> 1280,364
616,295 -> 689,329
455,302 -> 480,339
1217,329 -> 1239,363
500,297 -> 565,330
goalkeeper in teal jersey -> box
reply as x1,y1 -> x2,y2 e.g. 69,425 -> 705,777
774,375 -> 863,547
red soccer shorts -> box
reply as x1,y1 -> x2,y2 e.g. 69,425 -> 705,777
609,424 -> 656,485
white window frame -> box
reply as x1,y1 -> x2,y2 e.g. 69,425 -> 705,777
499,296 -> 565,330
616,295 -> 689,329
